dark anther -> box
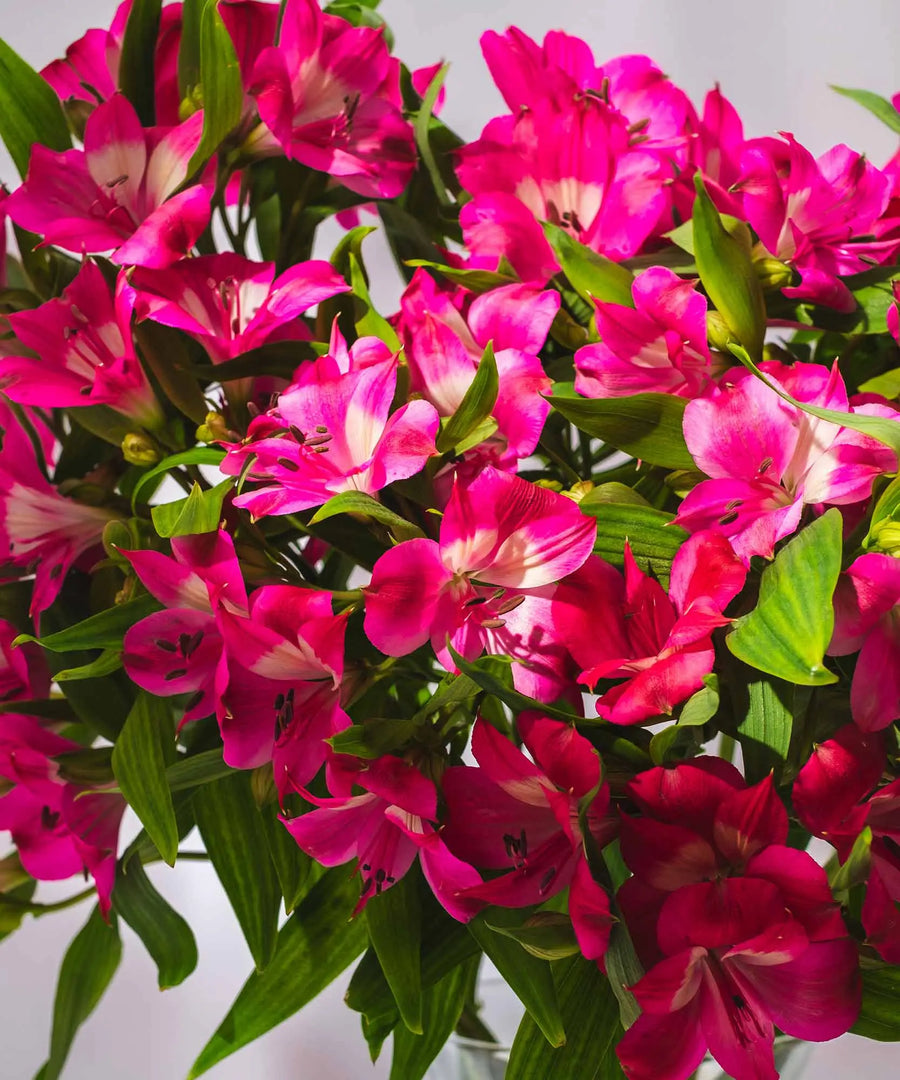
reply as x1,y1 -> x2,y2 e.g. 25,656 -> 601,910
156,639 -> 178,652
464,596 -> 489,607
165,668 -> 188,681
718,509 -> 740,526
539,867 -> 557,894
277,457 -> 300,471
758,456 -> 774,474
41,806 -> 60,830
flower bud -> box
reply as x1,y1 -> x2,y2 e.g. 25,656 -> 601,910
754,256 -> 794,292
122,432 -> 161,467
706,310 -> 736,352
871,521 -> 900,557
197,412 -> 237,444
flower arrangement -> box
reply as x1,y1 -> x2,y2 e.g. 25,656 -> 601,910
1,2 -> 900,1079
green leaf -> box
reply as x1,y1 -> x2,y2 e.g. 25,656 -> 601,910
859,367 -> 900,400
134,321 -> 210,424
310,490 -> 424,540
506,954 -> 625,1080
736,675 -> 794,767
437,342 -> 499,454
119,0 -> 163,125
15,595 -> 161,653
389,956 -> 478,1080
366,869 -> 423,1033
178,0 -> 204,96
405,259 -> 516,294
469,909 -> 566,1047
678,678 -> 720,727
112,692 -> 179,866
188,0 -> 243,171
543,223 -> 634,308
53,649 -> 123,683
548,387 -> 693,470
580,498 -> 688,578
192,771 -> 281,971
830,85 -> 900,135
692,175 -> 766,360
852,964 -> 900,1040
603,922 -> 643,1030
865,474 -> 900,549
486,912 -> 580,962
727,509 -> 842,686
829,826 -> 872,896
188,867 -> 368,1078
414,63 -> 451,207
664,213 -> 745,256
0,38 -> 71,177
349,251 -> 402,350
259,800 -> 313,914
165,749 -> 234,793
131,448 -> 226,510
35,906 -> 122,1080
329,715 -> 422,759
151,479 -> 231,538
113,857 -> 198,989
730,343 -> 900,458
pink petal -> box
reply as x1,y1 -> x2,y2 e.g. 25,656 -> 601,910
363,539 -> 451,656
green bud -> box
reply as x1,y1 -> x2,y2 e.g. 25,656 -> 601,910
178,85 -> 204,122
197,412 -> 236,444
705,310 -> 736,352
871,521 -> 900,557
754,256 -> 795,292
102,519 -> 137,562
122,432 -> 161,467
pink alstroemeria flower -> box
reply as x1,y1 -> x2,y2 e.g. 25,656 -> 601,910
0,261 -> 161,427
0,617 -> 49,703
218,584 -> 349,798
442,716 -> 616,961
397,270 -> 557,467
0,421 -> 116,621
221,345 -> 439,518
555,533 -> 746,725
736,134 -> 898,311
5,92 -> 210,269
364,467 -> 597,693
0,713 -> 125,915
574,267 -> 718,399
675,361 -> 898,563
283,754 -> 482,919
616,759 -> 859,1080
827,553 -> 900,731
245,0 -> 416,197
130,254 -> 349,365
122,531 -> 249,724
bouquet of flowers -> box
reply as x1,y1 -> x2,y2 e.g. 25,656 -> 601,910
2,2 -> 900,1078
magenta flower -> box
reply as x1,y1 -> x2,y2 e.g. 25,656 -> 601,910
828,553 -> 900,730
397,271 -> 557,466
555,533 -> 745,724
221,347 -> 439,518
616,759 -> 859,1080
363,467 -> 596,691
122,531 -> 249,724
736,134 -> 899,310
0,617 -> 49,703
574,267 -> 717,399
5,92 -> 210,269
283,753 -> 482,919
245,0 -> 416,197
0,261 -> 160,427
442,715 -> 616,960
130,254 -> 349,366
675,361 -> 898,563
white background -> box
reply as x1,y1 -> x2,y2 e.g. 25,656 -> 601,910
1,1 -> 899,1077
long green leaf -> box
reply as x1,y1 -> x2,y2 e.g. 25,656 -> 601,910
414,63 -> 451,208
188,868 -> 368,1077
469,909 -> 566,1048
165,749 -> 234,793
151,479 -> 231,538
852,965 -> 900,1040
506,955 -> 625,1080
830,85 -> 900,135
178,0 -> 204,97
0,38 -> 71,177
188,0 -> 244,171
35,907 -> 122,1080
15,595 -> 160,653
543,224 -> 634,308
548,388 -> 693,470
113,857 -> 198,989
112,692 -> 179,866
259,800 -> 314,914
192,771 -> 281,971
727,509 -> 842,686
437,343 -> 500,454
737,675 -> 794,768
119,0 -> 163,125
53,648 -> 124,683
310,490 -> 424,540
366,870 -> 423,1033
131,447 -> 226,510
579,499 -> 688,578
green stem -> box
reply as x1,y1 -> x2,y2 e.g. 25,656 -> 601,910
0,885 -> 95,915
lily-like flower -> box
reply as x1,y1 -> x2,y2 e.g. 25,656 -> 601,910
5,92 -> 210,268
574,267 -> 717,399
0,261 -> 161,427
555,533 -> 746,724
442,715 -> 616,960
221,346 -> 440,518
675,361 -> 898,563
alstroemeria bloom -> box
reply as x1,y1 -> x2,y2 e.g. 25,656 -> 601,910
122,531 -> 249,723
827,553 -> 900,730
737,134 -> 898,311
283,754 -> 482,919
442,716 -> 616,961
0,713 -> 125,914
0,617 -> 49,703
245,0 -> 416,197
0,422 -> 116,621
555,533 -> 745,724
364,468 -> 597,693
221,347 -> 439,518
130,254 -> 349,365
616,759 -> 859,1080
574,267 -> 717,399
218,584 -> 349,798
0,261 -> 160,427
675,361 -> 898,563
5,92 -> 210,268
397,271 -> 557,466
